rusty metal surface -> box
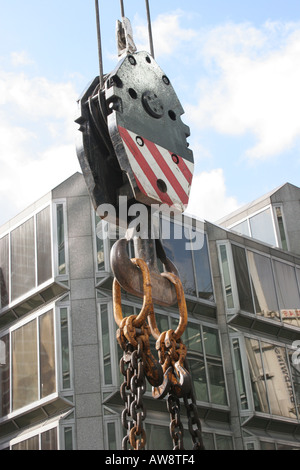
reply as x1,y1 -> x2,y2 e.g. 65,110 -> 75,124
110,238 -> 179,306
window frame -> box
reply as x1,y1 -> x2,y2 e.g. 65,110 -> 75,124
52,199 -> 69,280
230,332 -> 300,420
229,204 -> 279,247
0,303 -> 60,421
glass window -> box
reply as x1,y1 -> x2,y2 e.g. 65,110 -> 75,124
36,207 -> 52,285
146,423 -> 172,450
219,244 -> 234,309
5,310 -> 56,415
249,208 -> 277,246
0,235 -> 9,308
275,206 -> 288,250
231,245 -> 254,313
95,216 -> 105,271
11,217 -> 35,301
161,220 -> 196,297
56,204 -> 66,275
261,342 -> 296,419
232,220 -> 250,237
261,441 -> 276,450
182,322 -> 208,403
12,319 -> 38,410
100,304 -> 112,384
203,326 -> 227,406
288,350 -> 300,416
273,261 -> 300,325
247,251 -> 279,320
202,432 -> 215,450
41,428 -> 58,450
107,422 -> 117,450
60,308 -> 71,389
193,235 -> 214,301
216,434 -> 233,450
64,427 -> 73,450
12,435 -> 39,450
245,338 -> 269,413
245,338 -> 297,419
232,338 -> 248,410
39,310 -> 56,398
0,334 -> 10,417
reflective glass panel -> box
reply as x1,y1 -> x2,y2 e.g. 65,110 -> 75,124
95,216 -> 105,271
100,304 -> 112,384
39,310 -> 56,398
107,422 -> 117,450
247,251 -> 279,320
202,432 -> 215,450
64,427 -> 73,450
261,342 -> 296,419
0,335 -> 10,417
249,208 -> 277,246
12,436 -> 39,450
56,204 -> 66,275
36,206 -> 52,285
60,307 -> 71,389
11,218 -> 35,300
288,349 -> 300,417
203,327 -> 227,405
161,220 -> 196,297
232,338 -> 248,410
146,423 -> 172,450
12,320 -> 38,410
232,245 -> 254,313
273,260 -> 300,326
275,206 -> 288,250
232,220 -> 250,237
182,322 -> 208,402
216,434 -> 233,450
245,338 -> 269,413
219,244 -> 234,309
41,428 -> 58,450
0,235 -> 9,308
193,234 -> 214,301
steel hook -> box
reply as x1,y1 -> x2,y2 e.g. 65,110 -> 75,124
110,238 -> 179,307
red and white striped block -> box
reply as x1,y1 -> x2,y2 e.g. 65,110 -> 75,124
119,126 -> 193,212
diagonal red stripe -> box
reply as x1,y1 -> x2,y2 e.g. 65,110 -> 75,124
119,126 -> 174,206
174,153 -> 193,184
144,139 -> 189,205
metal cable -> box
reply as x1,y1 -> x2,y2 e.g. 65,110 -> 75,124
95,0 -> 104,88
145,0 -> 155,58
120,0 -> 125,18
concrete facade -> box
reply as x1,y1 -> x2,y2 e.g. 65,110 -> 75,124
1,173 -> 300,450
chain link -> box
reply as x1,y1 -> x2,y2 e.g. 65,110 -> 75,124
113,258 -> 205,451
120,342 -> 147,450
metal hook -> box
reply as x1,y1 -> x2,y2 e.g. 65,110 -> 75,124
110,238 -> 179,307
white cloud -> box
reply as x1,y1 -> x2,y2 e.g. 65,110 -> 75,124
186,169 -> 241,222
10,51 -> 34,67
134,10 -> 197,58
0,68 -> 80,225
186,21 -> 300,161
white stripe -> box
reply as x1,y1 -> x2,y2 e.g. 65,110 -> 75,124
122,140 -> 164,202
126,129 -> 191,202
156,144 -> 192,192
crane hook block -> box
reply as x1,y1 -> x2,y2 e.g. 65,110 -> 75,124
75,51 -> 194,219
105,51 -> 193,213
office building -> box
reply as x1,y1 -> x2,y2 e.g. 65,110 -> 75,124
0,172 -> 300,450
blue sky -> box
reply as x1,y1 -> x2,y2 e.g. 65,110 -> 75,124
1,0 -> 300,226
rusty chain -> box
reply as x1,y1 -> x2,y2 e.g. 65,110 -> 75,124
112,257 -> 204,450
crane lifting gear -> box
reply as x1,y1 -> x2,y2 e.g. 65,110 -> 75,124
75,0 -> 203,451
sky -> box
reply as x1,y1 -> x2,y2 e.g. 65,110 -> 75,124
1,0 -> 300,227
